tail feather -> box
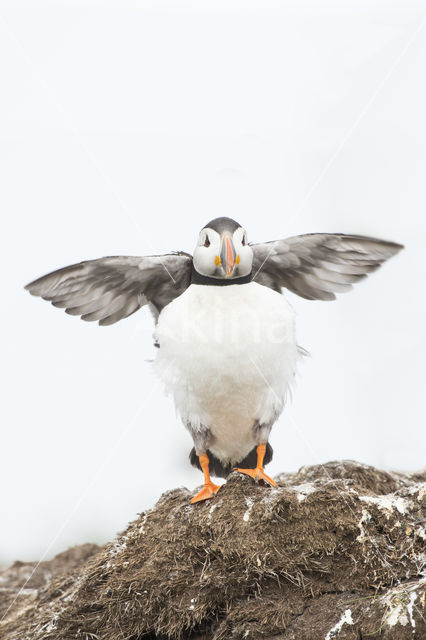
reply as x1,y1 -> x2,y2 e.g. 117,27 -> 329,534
189,443 -> 273,479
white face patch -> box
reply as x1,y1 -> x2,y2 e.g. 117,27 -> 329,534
231,226 -> 253,277
193,225 -> 254,279
193,228 -> 221,276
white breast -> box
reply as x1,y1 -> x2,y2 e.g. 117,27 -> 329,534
153,282 -> 298,463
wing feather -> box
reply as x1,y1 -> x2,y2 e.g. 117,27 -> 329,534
252,233 -> 403,300
25,253 -> 192,325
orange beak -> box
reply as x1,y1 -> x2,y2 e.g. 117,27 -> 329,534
220,235 -> 236,277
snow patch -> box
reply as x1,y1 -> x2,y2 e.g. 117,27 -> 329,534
386,601 -> 408,627
243,498 -> 254,522
383,581 -> 423,629
406,483 -> 426,501
407,592 -> 417,629
104,535 -> 129,568
416,525 -> 426,540
325,608 -> 353,639
359,494 -> 412,517
109,538 -> 128,558
207,504 -> 217,522
356,509 -> 372,543
290,482 -> 317,502
139,514 -> 148,536
415,483 -> 426,502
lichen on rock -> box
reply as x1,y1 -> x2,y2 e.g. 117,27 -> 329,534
0,461 -> 424,639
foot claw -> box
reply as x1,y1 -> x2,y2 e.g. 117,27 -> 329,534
236,467 -> 277,488
190,482 -> 221,504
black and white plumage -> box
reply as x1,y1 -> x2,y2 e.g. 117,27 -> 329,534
251,233 -> 400,300
25,217 -> 403,501
25,253 -> 193,325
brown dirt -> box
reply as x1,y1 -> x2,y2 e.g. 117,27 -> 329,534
0,460 -> 424,639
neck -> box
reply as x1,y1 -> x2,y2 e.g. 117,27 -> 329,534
190,265 -> 253,286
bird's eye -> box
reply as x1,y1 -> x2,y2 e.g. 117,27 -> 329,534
242,235 -> 246,246
204,235 -> 210,247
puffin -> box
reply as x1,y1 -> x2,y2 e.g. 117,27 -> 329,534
25,217 -> 403,503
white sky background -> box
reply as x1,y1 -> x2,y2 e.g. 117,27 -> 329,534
1,0 -> 425,566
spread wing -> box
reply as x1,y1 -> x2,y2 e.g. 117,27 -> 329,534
251,234 -> 403,300
25,252 -> 193,325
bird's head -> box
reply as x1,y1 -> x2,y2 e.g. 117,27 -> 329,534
193,217 -> 253,280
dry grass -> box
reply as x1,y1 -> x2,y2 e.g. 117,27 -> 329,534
1,461 -> 424,639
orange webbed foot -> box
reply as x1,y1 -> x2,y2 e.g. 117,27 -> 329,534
236,443 -> 276,487
236,466 -> 277,487
191,452 -> 221,504
190,482 -> 221,504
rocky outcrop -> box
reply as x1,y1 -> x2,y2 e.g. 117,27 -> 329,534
0,461 -> 425,639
